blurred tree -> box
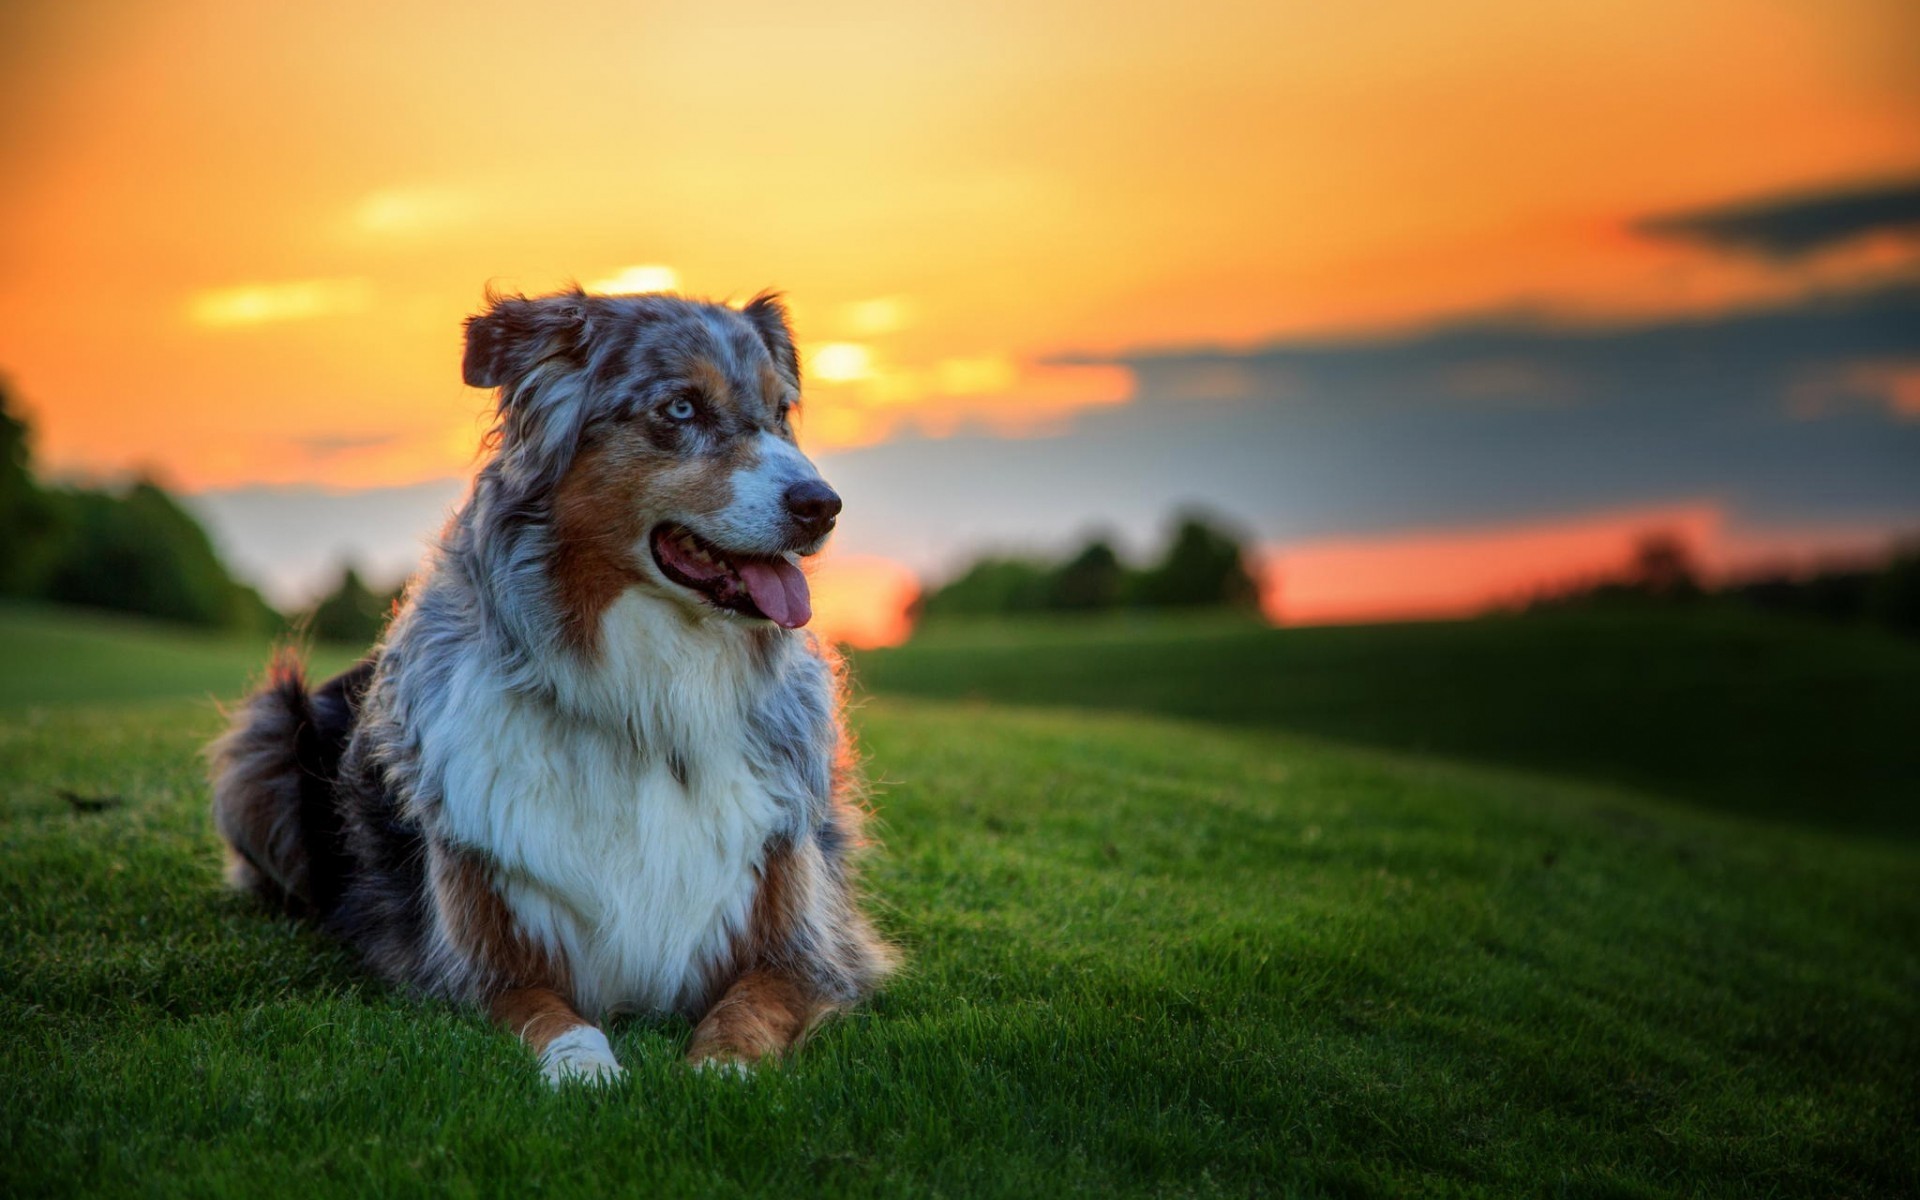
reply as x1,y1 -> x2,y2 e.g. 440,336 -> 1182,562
1048,539 -> 1126,610
1530,528 -> 1918,638
1,379 -> 281,630
1132,513 -> 1261,610
0,379 -> 62,595
1626,532 -> 1701,600
308,565 -> 399,646
1866,542 -> 1920,635
917,557 -> 1052,618
917,513 -> 1266,618
44,481 -> 271,628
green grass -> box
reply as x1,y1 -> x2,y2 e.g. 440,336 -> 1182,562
0,603 -> 362,712
2,605 -> 1915,1197
853,608 -> 1920,838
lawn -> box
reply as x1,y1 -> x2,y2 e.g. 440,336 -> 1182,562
2,604 -> 1915,1197
0,603 -> 363,712
852,608 -> 1920,838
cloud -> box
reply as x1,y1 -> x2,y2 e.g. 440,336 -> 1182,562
1637,176 -> 1920,260
187,278 -> 373,328
818,278 -> 1920,575
798,354 -> 1132,450
837,296 -> 914,337
352,187 -> 477,236
586,265 -> 679,294
1093,277 -> 1920,424
809,342 -> 874,383
933,354 -> 1017,396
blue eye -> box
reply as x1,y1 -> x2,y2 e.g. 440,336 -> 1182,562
666,397 -> 697,421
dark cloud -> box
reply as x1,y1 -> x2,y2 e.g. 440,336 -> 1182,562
1102,278 -> 1920,420
818,280 -> 1920,567
1636,176 -> 1920,259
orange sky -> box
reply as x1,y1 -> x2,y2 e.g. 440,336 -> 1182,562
2,0 -> 1916,641
1259,504 -> 1900,627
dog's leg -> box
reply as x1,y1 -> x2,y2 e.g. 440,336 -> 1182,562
489,986 -> 623,1086
686,968 -> 825,1070
432,844 -> 617,1087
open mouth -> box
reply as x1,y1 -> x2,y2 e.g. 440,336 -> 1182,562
649,524 -> 812,629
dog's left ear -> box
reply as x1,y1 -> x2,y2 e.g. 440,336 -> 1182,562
463,291 -> 590,390
742,291 -> 800,385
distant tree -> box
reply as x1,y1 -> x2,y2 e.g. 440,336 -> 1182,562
0,379 -> 61,595
1625,532 -> 1701,600
917,557 -> 1053,618
1132,514 -> 1261,610
43,480 -> 270,628
308,565 -> 398,646
1047,538 -> 1126,610
1530,527 -> 1920,638
916,513 -> 1267,620
0,380 -> 282,630
1865,542 -> 1920,635
232,584 -> 287,636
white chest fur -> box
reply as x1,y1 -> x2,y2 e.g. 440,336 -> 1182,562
415,592 -> 789,1017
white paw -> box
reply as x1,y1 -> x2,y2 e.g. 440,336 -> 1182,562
691,1055 -> 755,1079
539,1026 -> 625,1088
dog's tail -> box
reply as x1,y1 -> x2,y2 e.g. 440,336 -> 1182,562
208,650 -> 369,917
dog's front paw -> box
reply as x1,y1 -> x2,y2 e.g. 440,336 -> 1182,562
539,1026 -> 625,1088
688,1051 -> 756,1079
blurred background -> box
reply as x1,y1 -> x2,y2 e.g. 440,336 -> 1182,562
2,2 -> 1916,834
4,0 -> 1918,642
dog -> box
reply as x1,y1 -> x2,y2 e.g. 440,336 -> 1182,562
209,286 -> 894,1084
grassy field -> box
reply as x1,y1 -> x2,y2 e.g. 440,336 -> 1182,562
0,604 -> 363,711
2,604 -> 1916,1197
853,609 -> 1920,838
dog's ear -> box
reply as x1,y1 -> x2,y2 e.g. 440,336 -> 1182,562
742,291 -> 800,385
461,308 -> 512,389
462,290 -> 590,390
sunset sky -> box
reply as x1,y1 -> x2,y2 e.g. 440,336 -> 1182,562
3,0 -> 1917,642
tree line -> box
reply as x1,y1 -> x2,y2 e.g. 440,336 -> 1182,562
2,379 -> 406,643
1527,531 -> 1920,635
915,513 -> 1263,619
1,381 -> 282,631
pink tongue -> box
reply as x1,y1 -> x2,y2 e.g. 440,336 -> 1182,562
736,558 -> 812,629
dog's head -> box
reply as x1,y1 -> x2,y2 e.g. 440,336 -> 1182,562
462,287 -> 835,635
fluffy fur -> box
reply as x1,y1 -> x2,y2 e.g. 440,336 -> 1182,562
209,287 -> 894,1082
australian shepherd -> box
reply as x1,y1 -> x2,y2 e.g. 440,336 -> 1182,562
208,287 -> 894,1084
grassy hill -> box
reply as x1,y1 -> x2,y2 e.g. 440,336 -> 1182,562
2,605 -> 1915,1197
852,608 -> 1920,838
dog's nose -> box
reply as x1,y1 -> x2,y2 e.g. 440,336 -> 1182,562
783,480 -> 842,534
